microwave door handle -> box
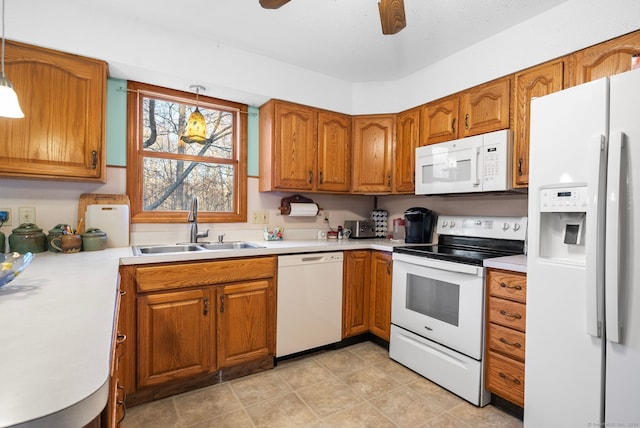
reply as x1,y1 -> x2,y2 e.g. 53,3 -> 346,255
471,147 -> 481,186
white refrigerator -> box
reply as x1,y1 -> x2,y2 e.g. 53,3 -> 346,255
525,68 -> 640,427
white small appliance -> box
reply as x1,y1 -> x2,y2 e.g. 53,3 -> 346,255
415,129 -> 512,195
525,68 -> 640,426
390,215 -> 527,406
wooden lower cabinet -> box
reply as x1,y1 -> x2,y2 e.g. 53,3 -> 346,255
485,268 -> 527,408
369,251 -> 392,341
217,280 -> 275,368
343,250 -> 392,341
118,256 -> 276,408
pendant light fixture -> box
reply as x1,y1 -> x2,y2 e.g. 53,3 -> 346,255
181,85 -> 207,144
0,0 -> 23,119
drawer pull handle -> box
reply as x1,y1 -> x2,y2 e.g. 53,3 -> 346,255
499,372 -> 521,385
499,337 -> 522,348
499,282 -> 522,290
203,297 -> 209,315
500,309 -> 522,320
116,333 -> 127,344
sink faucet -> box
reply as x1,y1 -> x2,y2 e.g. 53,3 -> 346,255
188,196 -> 209,243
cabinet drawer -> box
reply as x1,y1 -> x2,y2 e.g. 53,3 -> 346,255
488,296 -> 526,332
488,323 -> 526,361
487,269 -> 526,303
136,256 -> 277,292
486,350 -> 525,407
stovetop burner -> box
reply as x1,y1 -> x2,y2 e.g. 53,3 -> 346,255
394,215 -> 527,266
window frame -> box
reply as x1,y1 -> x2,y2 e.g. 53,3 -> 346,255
126,81 -> 247,224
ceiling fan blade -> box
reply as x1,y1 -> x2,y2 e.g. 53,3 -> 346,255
378,0 -> 406,35
259,0 -> 291,9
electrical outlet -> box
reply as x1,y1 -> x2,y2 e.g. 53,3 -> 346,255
323,210 -> 330,222
18,207 -> 36,225
251,210 -> 269,224
0,208 -> 11,226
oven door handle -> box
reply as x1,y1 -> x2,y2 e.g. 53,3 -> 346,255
393,253 -> 483,276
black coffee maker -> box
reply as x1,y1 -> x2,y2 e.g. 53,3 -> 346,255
404,207 -> 435,243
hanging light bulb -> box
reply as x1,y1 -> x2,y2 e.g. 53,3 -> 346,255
0,0 -> 23,119
181,85 -> 207,144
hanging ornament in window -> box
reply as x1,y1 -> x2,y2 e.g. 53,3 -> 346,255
181,85 -> 207,144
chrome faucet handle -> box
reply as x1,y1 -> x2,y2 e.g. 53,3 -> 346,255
217,234 -> 225,243
187,196 -> 198,222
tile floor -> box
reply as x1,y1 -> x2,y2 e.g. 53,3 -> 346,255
122,341 -> 523,428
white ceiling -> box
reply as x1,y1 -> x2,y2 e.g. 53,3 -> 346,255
86,0 -> 568,83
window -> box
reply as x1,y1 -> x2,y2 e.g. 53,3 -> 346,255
126,81 -> 247,223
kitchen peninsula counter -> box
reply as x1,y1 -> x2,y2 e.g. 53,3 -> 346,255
0,238 -> 405,427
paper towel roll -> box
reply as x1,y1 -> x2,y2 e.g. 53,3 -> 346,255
288,202 -> 319,216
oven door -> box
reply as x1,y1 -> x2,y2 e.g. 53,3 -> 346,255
391,252 -> 485,360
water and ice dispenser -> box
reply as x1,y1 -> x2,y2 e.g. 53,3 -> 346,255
538,186 -> 588,264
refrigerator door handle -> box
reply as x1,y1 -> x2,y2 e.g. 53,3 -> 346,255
586,134 -> 607,338
605,131 -> 624,344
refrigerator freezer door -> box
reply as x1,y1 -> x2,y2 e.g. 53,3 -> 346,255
525,78 -> 608,427
604,69 -> 640,424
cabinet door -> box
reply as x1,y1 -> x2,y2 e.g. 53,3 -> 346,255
271,101 -> 316,190
369,251 -> 392,341
513,60 -> 566,188
459,76 -> 511,138
421,94 -> 459,145
394,107 -> 420,193
342,250 -> 371,338
352,115 -> 394,193
0,40 -> 107,181
137,288 -> 212,387
217,279 -> 275,368
317,110 -> 351,192
569,30 -> 640,86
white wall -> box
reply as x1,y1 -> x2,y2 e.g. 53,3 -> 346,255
0,0 -> 638,247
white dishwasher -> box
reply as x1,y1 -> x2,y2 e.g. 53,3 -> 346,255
276,252 -> 344,357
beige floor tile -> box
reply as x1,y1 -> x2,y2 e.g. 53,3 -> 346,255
245,392 -> 319,427
374,359 -> 424,384
188,408 -> 255,428
276,357 -> 335,390
420,412 -> 472,428
296,377 -> 364,418
121,396 -> 179,428
340,365 -> 401,398
322,401 -> 396,428
230,370 -> 291,406
406,377 -> 466,411
314,348 -> 367,377
345,342 -> 390,364
372,385 -> 447,427
449,401 -> 523,428
173,383 -> 243,426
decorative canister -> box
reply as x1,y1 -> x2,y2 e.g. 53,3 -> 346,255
82,228 -> 107,251
8,223 -> 47,253
0,231 -> 5,253
47,224 -> 69,253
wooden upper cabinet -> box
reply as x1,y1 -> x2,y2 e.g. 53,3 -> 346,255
352,114 -> 395,193
317,110 -> 351,192
513,59 -> 566,188
0,40 -> 107,182
569,30 -> 640,86
459,76 -> 511,138
259,100 -> 316,191
394,107 -> 420,193
420,76 -> 511,145
421,94 -> 459,145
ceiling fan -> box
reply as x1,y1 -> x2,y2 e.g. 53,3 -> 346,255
259,0 -> 407,35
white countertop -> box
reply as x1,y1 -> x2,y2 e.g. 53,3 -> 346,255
483,254 -> 528,273
0,238 -> 404,427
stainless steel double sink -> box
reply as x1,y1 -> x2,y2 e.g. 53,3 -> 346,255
132,242 -> 264,256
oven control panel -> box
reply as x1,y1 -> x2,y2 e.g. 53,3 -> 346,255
437,216 -> 527,240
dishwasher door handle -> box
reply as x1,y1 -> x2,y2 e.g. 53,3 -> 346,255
301,256 -> 325,262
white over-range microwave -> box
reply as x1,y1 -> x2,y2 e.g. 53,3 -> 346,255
415,129 -> 513,195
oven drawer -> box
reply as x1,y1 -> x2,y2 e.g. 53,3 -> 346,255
486,350 -> 524,407
487,323 -> 526,361
488,296 -> 526,331
487,269 -> 527,303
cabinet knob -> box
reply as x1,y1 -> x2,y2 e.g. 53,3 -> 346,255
518,158 -> 523,176
308,170 -> 313,184
465,113 -> 469,129
203,297 -> 209,315
91,150 -> 97,169
219,295 -> 225,313
451,118 -> 456,133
